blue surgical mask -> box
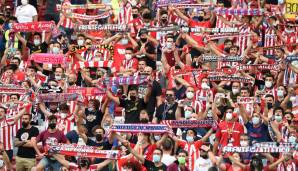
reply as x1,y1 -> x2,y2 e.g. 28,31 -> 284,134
52,47 -> 60,54
152,154 -> 161,163
186,136 -> 194,143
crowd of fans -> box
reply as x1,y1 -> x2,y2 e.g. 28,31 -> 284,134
0,0 -> 297,170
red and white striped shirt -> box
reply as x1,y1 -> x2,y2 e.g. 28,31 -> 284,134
264,26 -> 278,55
237,24 -> 251,55
61,0 -> 74,29
196,89 -> 214,111
0,117 -> 16,150
281,29 -> 298,52
56,116 -> 76,135
118,2 -> 132,24
177,140 -> 203,171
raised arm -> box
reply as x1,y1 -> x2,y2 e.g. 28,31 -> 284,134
170,6 -> 189,23
106,89 -> 120,105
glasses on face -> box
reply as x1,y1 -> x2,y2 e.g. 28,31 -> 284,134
166,94 -> 174,97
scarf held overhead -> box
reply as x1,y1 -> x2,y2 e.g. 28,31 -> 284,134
12,21 -> 55,32
29,53 -> 66,64
37,93 -> 80,102
48,144 -> 120,159
77,24 -> 128,32
109,124 -> 171,134
101,75 -> 149,86
161,119 -> 216,128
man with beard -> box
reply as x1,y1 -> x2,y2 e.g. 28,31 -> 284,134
14,113 -> 39,171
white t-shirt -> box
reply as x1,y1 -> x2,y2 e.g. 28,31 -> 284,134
161,154 -> 176,166
15,4 -> 37,23
194,157 -> 214,171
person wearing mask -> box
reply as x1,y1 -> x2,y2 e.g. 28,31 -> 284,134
170,128 -> 213,171
161,138 -> 176,166
14,0 -> 38,23
154,89 -> 178,122
167,150 -> 190,171
0,142 -> 12,170
32,115 -> 68,171
119,47 -> 139,76
84,99 -> 104,137
78,125 -> 113,171
213,107 -> 244,154
16,32 -> 52,54
124,141 -> 167,171
194,145 -> 219,171
14,113 -> 39,171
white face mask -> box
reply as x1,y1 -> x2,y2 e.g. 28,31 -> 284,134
201,82 -> 209,89
77,39 -> 84,46
60,113 -> 67,119
55,75 -> 62,80
186,92 -> 194,99
0,159 -> 3,168
232,88 -> 239,94
34,39 -> 41,46
120,38 -> 128,45
184,110 -> 192,119
207,110 -> 213,117
166,42 -> 172,49
226,112 -> 233,121
130,0 -> 137,6
52,47 -> 60,54
277,90 -> 284,97
125,54 -> 132,60
21,0 -> 28,5
275,115 -> 282,122
252,116 -> 260,125
265,81 -> 272,88
290,96 -> 296,102
240,141 -> 248,147
288,136 -> 296,143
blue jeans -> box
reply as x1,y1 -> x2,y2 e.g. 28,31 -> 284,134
40,157 -> 62,171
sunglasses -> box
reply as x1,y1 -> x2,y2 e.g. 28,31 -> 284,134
166,94 -> 174,97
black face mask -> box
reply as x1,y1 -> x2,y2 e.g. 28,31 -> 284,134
140,38 -> 147,43
49,123 -> 56,129
132,14 -> 138,19
96,134 -> 103,141
166,96 -> 174,103
68,82 -> 75,86
140,118 -> 149,123
130,95 -> 137,101
161,19 -> 167,23
201,154 -> 208,159
142,13 -> 151,20
224,47 -> 230,53
267,103 -> 273,109
193,16 -> 204,22
22,121 -> 29,128
191,62 -> 200,68
287,119 -> 292,124
175,80 -> 181,86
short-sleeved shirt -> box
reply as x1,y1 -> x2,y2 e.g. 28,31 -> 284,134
15,4 -> 37,23
245,122 -> 272,143
26,42 -> 48,54
215,121 -> 244,147
36,129 -> 67,146
119,98 -> 146,123
144,159 -> 167,171
85,109 -> 104,137
16,126 -> 39,158
177,140 -> 203,171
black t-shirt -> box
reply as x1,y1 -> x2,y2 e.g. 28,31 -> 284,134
143,80 -> 162,120
85,109 -> 104,137
174,86 -> 186,100
27,42 -> 48,54
156,102 -> 178,122
87,138 -> 112,171
66,130 -> 79,143
144,159 -> 167,171
119,98 -> 146,123
16,126 -> 39,158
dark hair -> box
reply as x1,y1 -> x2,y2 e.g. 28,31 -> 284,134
273,107 -> 284,116
154,148 -> 163,156
128,85 -> 138,92
48,115 -> 57,122
33,32 -> 42,38
12,57 -> 21,64
27,66 -> 37,72
176,149 -> 188,156
10,94 -> 20,99
122,160 -> 142,171
55,66 -> 64,73
23,113 -> 32,120
161,138 -> 173,151
77,34 -> 85,38
0,106 -> 7,113
92,125 -> 105,135
265,73 -> 274,79
8,16 -> 17,22
59,103 -> 69,111
125,47 -> 134,52
225,106 -> 234,113
88,99 -> 100,110
160,10 -> 168,16
249,155 -> 263,171
224,39 -> 233,44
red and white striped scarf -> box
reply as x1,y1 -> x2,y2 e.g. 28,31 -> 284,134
72,61 -> 114,70
277,162 -> 296,171
264,26 -> 278,55
237,24 -> 251,55
118,2 -> 132,24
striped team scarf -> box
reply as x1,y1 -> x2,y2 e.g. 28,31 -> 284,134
181,27 -> 238,33
161,119 -> 216,128
169,3 -> 211,8
77,24 -> 128,32
172,68 -> 237,76
48,144 -> 120,159
208,75 -> 254,83
206,33 -> 251,40
237,97 -> 255,104
67,11 -> 112,20
72,61 -> 114,70
109,124 -> 172,134
37,93 -> 80,102
101,75 -> 149,87
236,64 -> 280,71
157,0 -> 192,7
286,55 -> 298,62
67,87 -> 106,96
56,4 -> 110,10
0,85 -> 27,95
222,145 -> 292,153
202,55 -> 243,62
213,8 -> 264,16
145,26 -> 180,32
